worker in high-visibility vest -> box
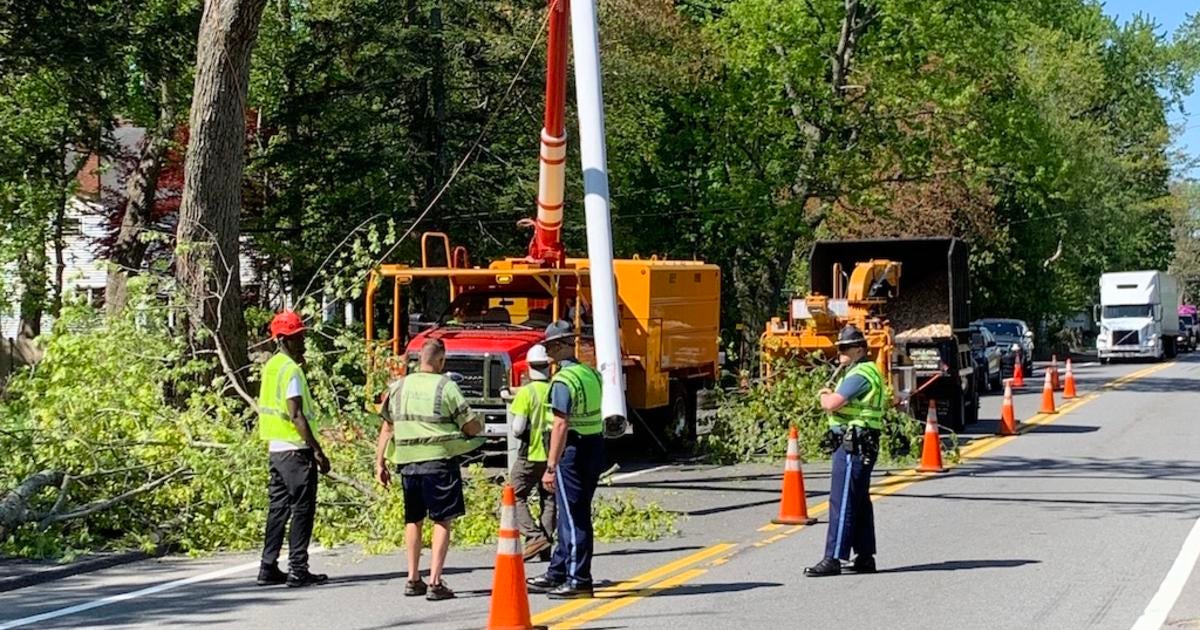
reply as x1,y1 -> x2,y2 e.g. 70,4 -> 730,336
374,337 -> 484,601
527,321 -> 605,599
508,344 -> 556,562
256,311 -> 330,588
805,325 -> 887,577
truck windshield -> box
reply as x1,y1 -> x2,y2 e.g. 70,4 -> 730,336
1103,304 -> 1153,319
980,321 -> 1021,337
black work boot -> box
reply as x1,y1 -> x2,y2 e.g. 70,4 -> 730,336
849,555 -> 877,574
286,570 -> 328,588
804,557 -> 842,577
256,563 -> 288,586
404,579 -> 428,597
526,573 -> 564,593
426,580 -> 455,601
547,582 -> 594,599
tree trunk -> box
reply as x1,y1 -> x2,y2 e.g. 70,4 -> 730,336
50,189 -> 66,317
17,225 -> 49,339
106,91 -> 176,315
175,0 -> 268,390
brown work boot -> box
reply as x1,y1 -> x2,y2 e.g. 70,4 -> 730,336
523,537 -> 551,561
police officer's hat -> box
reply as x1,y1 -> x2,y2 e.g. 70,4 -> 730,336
836,325 -> 868,349
544,320 -> 575,344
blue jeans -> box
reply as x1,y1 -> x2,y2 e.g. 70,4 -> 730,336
547,433 -> 605,586
823,444 -> 876,560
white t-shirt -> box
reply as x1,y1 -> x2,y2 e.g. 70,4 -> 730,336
269,374 -> 311,452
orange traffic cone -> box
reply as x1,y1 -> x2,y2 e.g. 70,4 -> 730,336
1038,369 -> 1057,414
999,379 -> 1018,436
1050,354 -> 1060,391
487,485 -> 533,630
773,426 -> 817,525
1063,358 -> 1077,399
917,400 -> 946,473
1011,354 -> 1026,388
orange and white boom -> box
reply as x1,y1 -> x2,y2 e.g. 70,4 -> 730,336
528,0 -> 569,266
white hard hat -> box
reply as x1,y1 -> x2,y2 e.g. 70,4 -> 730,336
527,344 -> 550,381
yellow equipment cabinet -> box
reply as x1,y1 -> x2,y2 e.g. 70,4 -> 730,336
364,241 -> 722,446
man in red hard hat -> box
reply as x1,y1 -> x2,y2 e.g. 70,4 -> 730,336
256,310 -> 330,588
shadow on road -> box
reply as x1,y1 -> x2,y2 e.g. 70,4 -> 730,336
602,581 -> 782,598
877,559 -> 1040,573
595,545 -> 704,558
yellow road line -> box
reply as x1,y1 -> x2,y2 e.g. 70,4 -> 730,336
530,543 -> 736,625
553,568 -> 709,630
545,361 -> 1173,628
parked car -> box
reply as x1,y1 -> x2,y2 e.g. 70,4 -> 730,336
974,318 -> 1034,377
969,324 -> 1003,392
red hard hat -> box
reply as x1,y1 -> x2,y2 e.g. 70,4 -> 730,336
269,311 -> 305,339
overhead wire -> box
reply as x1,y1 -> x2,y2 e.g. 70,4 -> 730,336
292,3 -> 554,314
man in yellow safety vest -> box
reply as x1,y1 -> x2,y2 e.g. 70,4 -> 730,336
256,310 -> 330,588
508,344 -> 556,562
526,321 -> 605,599
374,338 -> 484,601
805,325 -> 887,577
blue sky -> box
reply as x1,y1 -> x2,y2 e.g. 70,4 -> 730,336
1101,0 -> 1197,179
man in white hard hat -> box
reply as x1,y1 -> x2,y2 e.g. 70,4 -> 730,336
508,344 -> 557,561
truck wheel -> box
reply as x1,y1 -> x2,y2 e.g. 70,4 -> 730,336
940,388 -> 966,432
990,371 -> 1002,392
964,379 -> 979,426
1165,338 -> 1178,360
662,381 -> 697,448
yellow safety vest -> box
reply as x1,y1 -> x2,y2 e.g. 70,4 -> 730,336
551,362 -> 603,436
829,360 -> 887,431
258,352 -> 317,443
511,380 -> 552,462
384,372 -> 485,464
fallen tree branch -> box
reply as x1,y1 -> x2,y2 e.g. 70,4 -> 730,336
0,470 -> 65,539
326,472 -> 378,500
39,467 -> 187,526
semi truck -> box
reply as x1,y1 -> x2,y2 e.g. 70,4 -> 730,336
1096,271 -> 1180,362
762,238 -> 978,431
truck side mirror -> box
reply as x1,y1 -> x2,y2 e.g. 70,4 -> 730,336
1093,304 -> 1100,322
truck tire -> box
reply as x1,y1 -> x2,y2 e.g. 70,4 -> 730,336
964,377 -> 979,426
940,387 -> 966,432
662,380 -> 697,448
1165,337 -> 1178,360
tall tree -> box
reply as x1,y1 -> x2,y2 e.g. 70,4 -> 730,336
175,0 -> 268,385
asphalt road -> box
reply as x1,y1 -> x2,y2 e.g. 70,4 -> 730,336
2,357 -> 1199,629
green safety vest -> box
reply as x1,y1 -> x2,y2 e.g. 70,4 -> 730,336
258,352 -> 317,443
511,380 -> 552,462
384,371 -> 485,464
551,362 -> 603,436
828,360 -> 887,431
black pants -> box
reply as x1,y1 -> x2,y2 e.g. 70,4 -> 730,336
823,443 -> 876,560
262,450 -> 318,572
547,433 -> 605,587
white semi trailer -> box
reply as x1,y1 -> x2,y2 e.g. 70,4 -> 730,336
1096,271 -> 1180,362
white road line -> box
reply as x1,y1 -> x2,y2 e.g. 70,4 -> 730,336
1130,516 -> 1200,630
0,560 -> 260,629
610,464 -> 672,482
0,548 -> 325,630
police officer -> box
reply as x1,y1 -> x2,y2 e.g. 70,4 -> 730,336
526,321 -> 605,599
257,311 -> 330,588
805,325 -> 887,577
374,338 -> 485,601
509,345 -> 557,562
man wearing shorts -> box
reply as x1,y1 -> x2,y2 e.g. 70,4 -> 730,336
375,338 -> 484,601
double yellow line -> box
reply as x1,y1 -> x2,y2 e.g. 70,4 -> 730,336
533,361 -> 1173,628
